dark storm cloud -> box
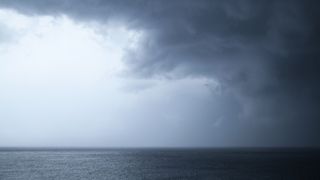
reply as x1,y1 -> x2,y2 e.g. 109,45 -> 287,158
1,0 -> 319,146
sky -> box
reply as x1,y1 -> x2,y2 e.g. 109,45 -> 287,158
0,0 -> 319,147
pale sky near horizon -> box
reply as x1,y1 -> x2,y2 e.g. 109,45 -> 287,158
0,0 -> 320,147
0,9 -> 224,147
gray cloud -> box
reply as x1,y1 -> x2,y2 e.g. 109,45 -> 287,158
0,23 -> 13,43
0,0 -> 319,146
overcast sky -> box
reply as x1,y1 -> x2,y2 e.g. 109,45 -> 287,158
0,0 -> 319,147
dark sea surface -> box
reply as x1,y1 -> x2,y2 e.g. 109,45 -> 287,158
0,148 -> 320,180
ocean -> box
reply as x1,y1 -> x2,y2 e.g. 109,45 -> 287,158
0,148 -> 319,179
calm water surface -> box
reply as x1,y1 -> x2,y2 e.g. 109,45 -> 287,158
0,148 -> 319,179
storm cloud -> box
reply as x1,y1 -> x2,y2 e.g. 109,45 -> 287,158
0,0 -> 319,147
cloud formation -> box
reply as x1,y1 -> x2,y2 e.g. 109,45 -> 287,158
0,0 -> 319,146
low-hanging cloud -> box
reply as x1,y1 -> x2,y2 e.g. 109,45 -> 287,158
0,0 -> 319,146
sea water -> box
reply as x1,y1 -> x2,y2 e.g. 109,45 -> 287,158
0,148 -> 319,179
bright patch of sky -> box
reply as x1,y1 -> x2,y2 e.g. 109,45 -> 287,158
0,9 -> 221,147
